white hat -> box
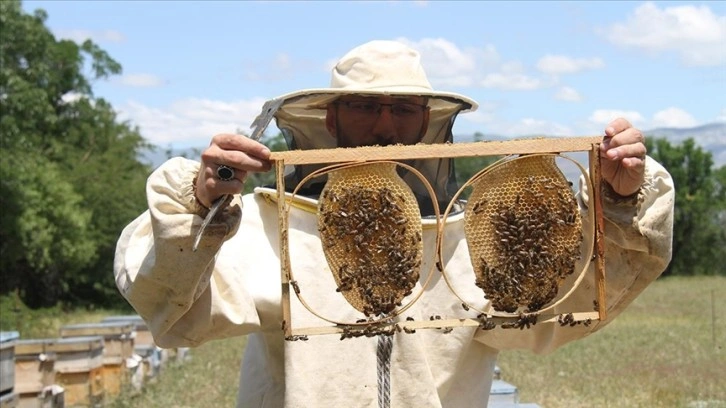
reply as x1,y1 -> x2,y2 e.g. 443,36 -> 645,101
268,40 -> 477,215
273,40 -> 478,114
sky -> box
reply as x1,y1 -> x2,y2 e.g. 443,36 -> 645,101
23,0 -> 726,150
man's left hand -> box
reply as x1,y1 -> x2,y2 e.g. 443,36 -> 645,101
600,118 -> 647,197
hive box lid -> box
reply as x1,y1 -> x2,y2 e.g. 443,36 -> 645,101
50,336 -> 104,352
60,321 -> 135,337
15,338 -> 59,355
101,315 -> 148,331
0,331 -> 20,344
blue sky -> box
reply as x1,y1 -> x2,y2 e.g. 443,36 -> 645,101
24,1 -> 726,149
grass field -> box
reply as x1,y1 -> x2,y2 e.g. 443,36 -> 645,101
498,275 -> 726,408
2,275 -> 724,407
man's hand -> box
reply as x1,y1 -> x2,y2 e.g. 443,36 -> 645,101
195,134 -> 272,208
600,118 -> 647,197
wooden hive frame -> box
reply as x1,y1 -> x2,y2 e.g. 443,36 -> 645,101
269,136 -> 607,339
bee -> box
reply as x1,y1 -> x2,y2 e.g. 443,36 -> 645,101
285,335 -> 309,342
290,280 -> 301,295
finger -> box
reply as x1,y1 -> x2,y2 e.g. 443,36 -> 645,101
601,118 -> 634,151
605,139 -> 647,160
196,166 -> 247,208
621,155 -> 647,169
604,118 -> 632,137
201,143 -> 272,173
606,126 -> 645,148
219,150 -> 272,173
601,127 -> 645,159
211,133 -> 271,159
603,135 -> 646,162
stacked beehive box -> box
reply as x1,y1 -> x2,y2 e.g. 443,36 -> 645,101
1,332 -> 20,408
100,316 -> 161,386
13,338 -> 65,408
51,336 -> 104,407
58,322 -> 135,399
4,314 -> 191,406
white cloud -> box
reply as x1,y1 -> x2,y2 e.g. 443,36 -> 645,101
396,38 -> 549,91
480,73 -> 544,90
589,109 -> 645,126
116,97 -> 269,146
554,86 -> 582,102
604,2 -> 726,66
54,28 -> 126,43
397,38 -> 480,87
716,108 -> 726,122
651,107 -> 698,128
118,73 -> 166,88
536,55 -> 605,75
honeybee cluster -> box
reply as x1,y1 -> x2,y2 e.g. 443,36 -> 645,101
467,164 -> 584,313
319,186 -> 422,317
474,199 -> 581,312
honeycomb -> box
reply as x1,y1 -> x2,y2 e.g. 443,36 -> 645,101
464,155 -> 583,313
318,162 -> 423,317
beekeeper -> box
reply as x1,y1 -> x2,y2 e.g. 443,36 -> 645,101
114,40 -> 674,407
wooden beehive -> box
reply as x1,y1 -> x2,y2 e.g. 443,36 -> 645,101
100,315 -> 153,348
100,315 -> 164,384
59,322 -> 134,398
13,338 -> 57,407
49,336 -> 104,407
1,331 -> 19,395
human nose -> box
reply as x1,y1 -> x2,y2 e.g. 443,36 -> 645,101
370,106 -> 397,144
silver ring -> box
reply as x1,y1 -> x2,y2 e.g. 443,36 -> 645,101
216,165 -> 235,181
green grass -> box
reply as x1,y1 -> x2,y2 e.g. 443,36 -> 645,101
109,336 -> 246,408
498,275 -> 726,408
2,276 -> 724,407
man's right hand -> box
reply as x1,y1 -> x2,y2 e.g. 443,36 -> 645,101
195,133 -> 272,208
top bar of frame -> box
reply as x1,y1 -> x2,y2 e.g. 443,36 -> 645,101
269,136 -> 603,165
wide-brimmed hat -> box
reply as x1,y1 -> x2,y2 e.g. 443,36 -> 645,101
273,40 -> 478,114
265,40 -> 478,215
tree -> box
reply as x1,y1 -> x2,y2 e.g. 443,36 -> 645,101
0,0 -> 152,307
646,137 -> 726,276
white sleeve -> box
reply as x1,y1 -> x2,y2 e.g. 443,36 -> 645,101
114,157 -> 261,348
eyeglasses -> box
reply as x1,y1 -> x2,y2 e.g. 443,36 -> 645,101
336,100 -> 428,118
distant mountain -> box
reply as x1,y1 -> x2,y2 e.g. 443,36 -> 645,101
140,123 -> 726,170
644,122 -> 726,167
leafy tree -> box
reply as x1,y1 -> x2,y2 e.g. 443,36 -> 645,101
646,137 -> 726,276
0,0 -> 152,307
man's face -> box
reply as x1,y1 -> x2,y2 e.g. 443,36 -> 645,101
325,95 -> 430,147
